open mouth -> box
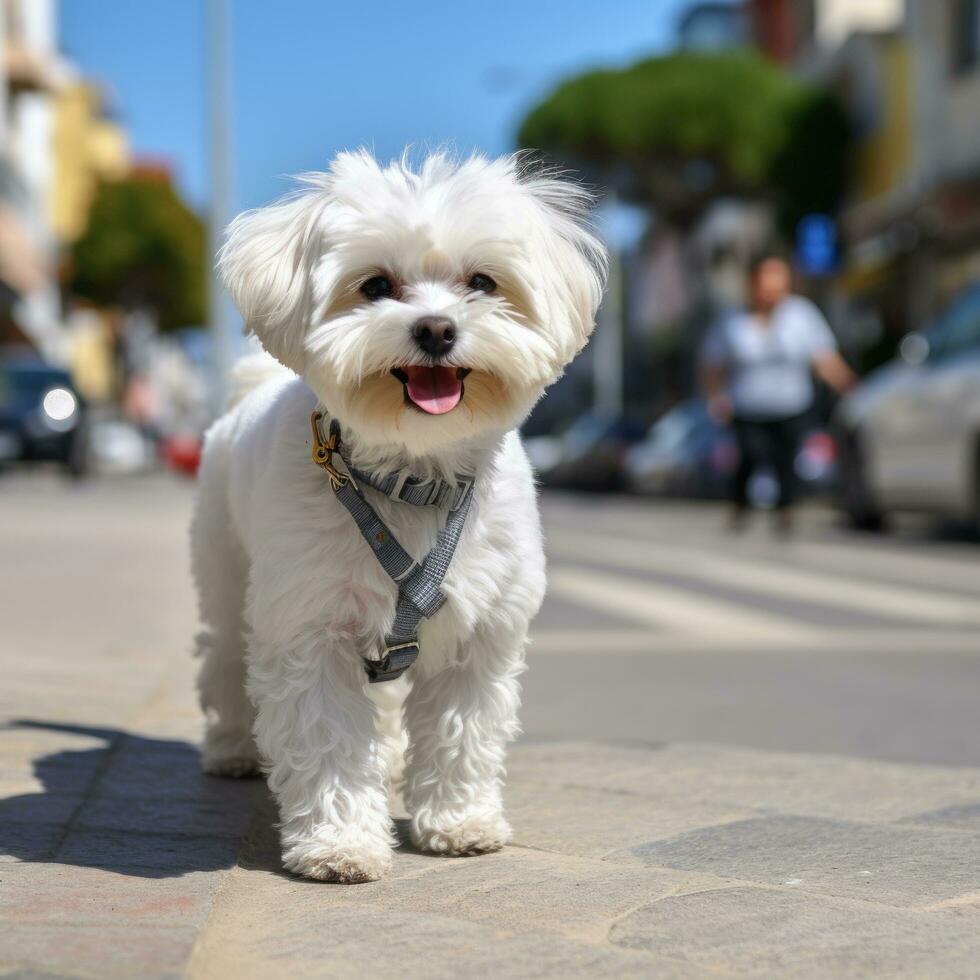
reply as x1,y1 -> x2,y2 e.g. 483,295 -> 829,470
391,366 -> 471,416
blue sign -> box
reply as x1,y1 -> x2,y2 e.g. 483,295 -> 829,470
796,214 -> 837,276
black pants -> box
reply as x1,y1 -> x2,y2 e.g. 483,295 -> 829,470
732,414 -> 806,510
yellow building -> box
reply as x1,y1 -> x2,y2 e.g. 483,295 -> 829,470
50,82 -> 130,244
832,0 -> 980,349
49,84 -> 131,399
0,0 -> 131,364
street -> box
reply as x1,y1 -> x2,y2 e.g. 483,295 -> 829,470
532,492 -> 980,767
2,471 -> 980,978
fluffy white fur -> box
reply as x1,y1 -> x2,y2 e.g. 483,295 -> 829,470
191,150 -> 606,882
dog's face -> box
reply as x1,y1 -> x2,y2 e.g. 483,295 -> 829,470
220,151 -> 606,455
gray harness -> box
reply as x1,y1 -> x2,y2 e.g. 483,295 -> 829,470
310,412 -> 474,683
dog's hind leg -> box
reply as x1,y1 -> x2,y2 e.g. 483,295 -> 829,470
192,436 -> 260,778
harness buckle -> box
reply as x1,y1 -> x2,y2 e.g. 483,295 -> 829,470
363,640 -> 420,683
310,411 -> 356,492
451,478 -> 472,511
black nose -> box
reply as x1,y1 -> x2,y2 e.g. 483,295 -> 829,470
412,316 -> 456,358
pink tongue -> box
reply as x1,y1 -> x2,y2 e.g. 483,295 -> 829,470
404,366 -> 463,415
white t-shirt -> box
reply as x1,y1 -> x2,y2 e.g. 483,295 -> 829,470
701,296 -> 838,419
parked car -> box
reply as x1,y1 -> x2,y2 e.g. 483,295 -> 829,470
625,398 -> 839,501
0,356 -> 89,476
623,399 -> 738,498
524,412 -> 646,491
835,283 -> 980,530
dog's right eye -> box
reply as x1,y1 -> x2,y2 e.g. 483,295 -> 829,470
361,276 -> 394,301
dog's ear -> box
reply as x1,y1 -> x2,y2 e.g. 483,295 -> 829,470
218,191 -> 327,373
521,168 -> 608,364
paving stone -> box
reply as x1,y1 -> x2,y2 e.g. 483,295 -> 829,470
0,794 -> 82,827
233,794 -> 281,873
0,863 -> 219,927
0,824 -> 64,864
94,742 -> 239,802
187,868 -> 708,980
75,790 -> 259,839
311,846 -> 707,940
53,829 -> 242,876
510,742 -> 980,824
900,802 -> 980,831
237,796 -> 725,923
0,969 -> 78,979
0,726 -> 108,765
631,815 -> 980,907
0,922 -> 198,980
508,740 -> 669,791
0,774 -> 48,798
506,780 -> 755,859
610,885 -> 980,978
0,751 -> 108,799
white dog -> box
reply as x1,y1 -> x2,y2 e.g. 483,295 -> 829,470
191,150 -> 606,882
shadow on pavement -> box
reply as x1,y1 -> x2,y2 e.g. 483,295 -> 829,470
1,720 -> 270,878
2,720 -> 514,881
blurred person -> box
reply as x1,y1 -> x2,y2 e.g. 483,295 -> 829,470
701,251 -> 856,533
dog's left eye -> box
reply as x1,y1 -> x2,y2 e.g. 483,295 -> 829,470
361,276 -> 394,301
468,273 -> 496,293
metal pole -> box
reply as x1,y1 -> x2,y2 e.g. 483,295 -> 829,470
0,4 -> 8,147
593,239 -> 624,417
206,0 -> 237,415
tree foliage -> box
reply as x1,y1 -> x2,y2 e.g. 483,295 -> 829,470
518,51 -> 852,231
70,175 -> 206,330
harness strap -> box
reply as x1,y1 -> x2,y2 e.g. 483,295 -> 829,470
312,413 -> 475,682
331,420 -> 471,512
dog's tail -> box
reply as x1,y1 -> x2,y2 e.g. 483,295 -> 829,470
226,351 -> 295,410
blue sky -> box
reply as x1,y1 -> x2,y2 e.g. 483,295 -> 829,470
61,0 -> 700,213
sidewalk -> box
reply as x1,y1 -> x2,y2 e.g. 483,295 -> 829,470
3,474 -> 980,978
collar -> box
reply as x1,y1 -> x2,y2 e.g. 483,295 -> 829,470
310,411 -> 472,511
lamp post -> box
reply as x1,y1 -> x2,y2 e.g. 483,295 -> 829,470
593,198 -> 624,417
206,0 -> 237,414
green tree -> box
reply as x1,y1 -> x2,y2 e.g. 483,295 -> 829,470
518,51 -> 851,233
70,174 -> 206,330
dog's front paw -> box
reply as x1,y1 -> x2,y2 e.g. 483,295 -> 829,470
412,811 -> 511,856
283,837 -> 393,883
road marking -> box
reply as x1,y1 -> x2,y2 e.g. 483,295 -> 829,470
529,626 -> 980,655
548,531 -> 980,627
777,538 -> 980,598
548,566 -> 819,644
531,628 -> 662,653
543,505 -> 980,597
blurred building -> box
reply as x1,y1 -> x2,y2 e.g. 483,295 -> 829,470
737,0 -> 980,363
52,82 -> 130,243
533,0 -> 980,426
746,0 -> 813,60
0,0 -> 129,363
796,1 -> 980,361
745,0 -> 901,62
0,0 -> 67,354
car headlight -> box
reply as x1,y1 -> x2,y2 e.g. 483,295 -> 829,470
41,387 -> 78,430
